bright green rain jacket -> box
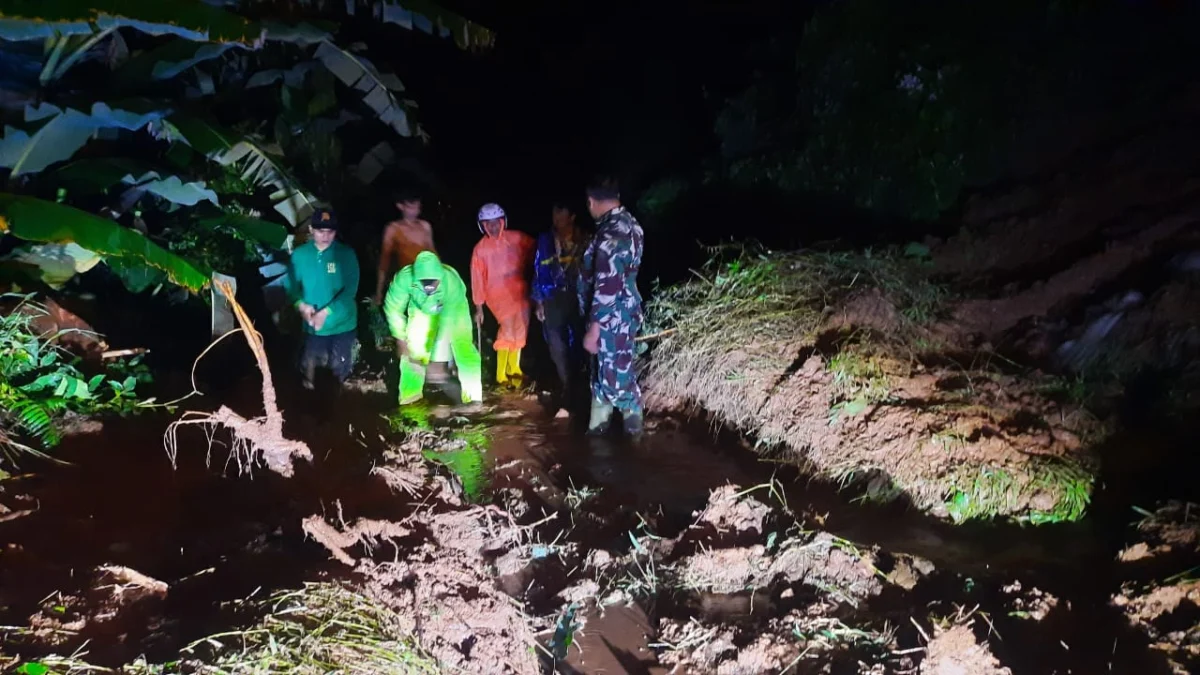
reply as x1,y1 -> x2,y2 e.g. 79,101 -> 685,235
384,251 -> 482,403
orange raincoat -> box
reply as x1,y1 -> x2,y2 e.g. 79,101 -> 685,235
470,226 -> 536,350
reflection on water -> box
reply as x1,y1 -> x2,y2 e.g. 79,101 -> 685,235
385,402 -> 494,501
425,443 -> 490,501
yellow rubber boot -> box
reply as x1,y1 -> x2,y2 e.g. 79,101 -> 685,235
495,348 -> 509,385
506,348 -> 523,380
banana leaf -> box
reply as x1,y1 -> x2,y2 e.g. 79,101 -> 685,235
169,114 -> 316,227
0,0 -> 263,45
244,61 -> 318,89
54,158 -> 219,207
262,20 -> 331,45
352,0 -> 495,49
0,102 -> 170,176
5,242 -> 102,288
355,141 -> 394,185
0,193 -> 208,291
114,40 -> 243,86
314,40 -> 412,137
199,214 -> 287,248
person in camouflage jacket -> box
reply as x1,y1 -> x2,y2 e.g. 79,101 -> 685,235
578,177 -> 645,436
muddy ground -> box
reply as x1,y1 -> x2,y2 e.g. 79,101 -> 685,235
1,349 -> 1198,674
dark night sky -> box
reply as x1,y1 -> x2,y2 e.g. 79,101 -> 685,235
391,1 -> 816,217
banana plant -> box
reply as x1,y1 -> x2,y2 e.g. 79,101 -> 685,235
0,193 -> 209,291
168,114 -> 317,227
0,0 -> 494,296
0,0 -> 265,44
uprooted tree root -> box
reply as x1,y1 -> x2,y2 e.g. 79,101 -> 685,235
163,280 -> 311,477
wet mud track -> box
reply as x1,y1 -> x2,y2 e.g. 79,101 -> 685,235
0,371 -> 1196,674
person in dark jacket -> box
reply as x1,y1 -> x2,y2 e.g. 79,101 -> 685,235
577,178 -> 644,436
532,201 -> 589,400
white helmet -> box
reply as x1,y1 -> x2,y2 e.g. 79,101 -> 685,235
477,203 -> 505,221
477,203 -> 506,233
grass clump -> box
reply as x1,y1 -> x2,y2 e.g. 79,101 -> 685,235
944,459 -> 1094,524
642,244 -> 945,431
645,244 -> 946,351
3,583 -> 437,674
182,582 -> 438,674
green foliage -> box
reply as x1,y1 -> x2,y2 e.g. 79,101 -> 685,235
0,0 -> 263,44
0,0 -> 492,293
160,219 -> 261,275
0,194 -> 209,291
944,459 -> 1093,524
711,0 -> 1200,221
636,175 -> 689,219
0,294 -> 150,465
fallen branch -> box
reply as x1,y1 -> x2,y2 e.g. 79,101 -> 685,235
163,280 -> 311,477
301,514 -> 412,566
634,328 -> 676,343
100,347 -> 148,360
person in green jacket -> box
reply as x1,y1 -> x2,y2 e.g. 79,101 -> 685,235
287,207 -> 360,390
384,250 -> 483,405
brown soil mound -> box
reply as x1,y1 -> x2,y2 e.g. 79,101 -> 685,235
920,622 -> 1012,675
643,252 -> 1099,521
652,484 -> 897,673
300,450 -> 543,674
936,109 -> 1200,285
677,533 -> 881,604
692,484 -> 772,535
1112,502 -> 1200,674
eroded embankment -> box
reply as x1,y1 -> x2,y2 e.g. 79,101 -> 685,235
640,248 -> 1103,523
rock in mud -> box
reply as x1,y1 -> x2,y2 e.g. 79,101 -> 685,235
678,533 -> 881,604
692,484 -> 772,535
920,622 -> 1012,675
1001,580 -> 1061,622
887,553 -> 936,591
361,554 -> 540,674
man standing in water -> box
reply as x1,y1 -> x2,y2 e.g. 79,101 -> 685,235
288,207 -> 360,390
532,200 -> 588,403
471,203 -> 536,387
384,251 -> 483,405
578,177 -> 645,437
374,188 -> 435,306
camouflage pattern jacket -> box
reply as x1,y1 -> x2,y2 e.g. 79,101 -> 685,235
578,206 -> 644,333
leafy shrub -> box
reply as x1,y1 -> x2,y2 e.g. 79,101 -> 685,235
0,294 -> 149,464
710,0 -> 1200,222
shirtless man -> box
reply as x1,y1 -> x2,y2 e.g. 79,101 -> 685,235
374,188 -> 436,306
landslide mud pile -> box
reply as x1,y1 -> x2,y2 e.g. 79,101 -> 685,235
643,100 -> 1200,523
641,248 -> 1101,523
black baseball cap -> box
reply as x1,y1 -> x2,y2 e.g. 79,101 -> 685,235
311,208 -> 338,230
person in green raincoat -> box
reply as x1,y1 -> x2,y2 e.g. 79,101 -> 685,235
384,251 -> 483,405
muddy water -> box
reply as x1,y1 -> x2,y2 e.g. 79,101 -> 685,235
0,372 -> 1155,674
453,397 -> 1123,673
